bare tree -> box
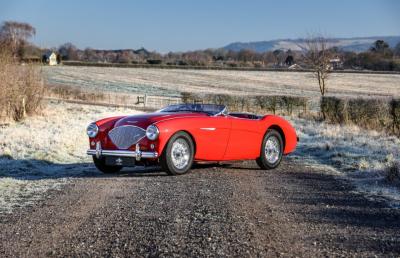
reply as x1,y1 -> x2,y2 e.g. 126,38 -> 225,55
303,36 -> 332,96
0,21 -> 36,59
58,42 -> 79,60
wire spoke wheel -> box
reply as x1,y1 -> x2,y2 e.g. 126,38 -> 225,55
171,138 -> 190,169
265,136 -> 280,164
161,132 -> 194,175
256,129 -> 283,170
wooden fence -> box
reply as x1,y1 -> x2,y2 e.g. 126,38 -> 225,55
46,84 -> 181,109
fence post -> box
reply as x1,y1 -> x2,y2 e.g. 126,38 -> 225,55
22,97 -> 26,118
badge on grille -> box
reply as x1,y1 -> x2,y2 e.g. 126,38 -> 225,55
115,158 -> 123,165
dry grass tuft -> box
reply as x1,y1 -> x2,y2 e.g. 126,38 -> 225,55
0,49 -> 44,122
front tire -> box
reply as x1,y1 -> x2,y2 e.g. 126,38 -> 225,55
160,132 -> 194,175
92,156 -> 122,174
256,129 -> 283,170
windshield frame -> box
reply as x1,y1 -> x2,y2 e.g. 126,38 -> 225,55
158,104 -> 227,116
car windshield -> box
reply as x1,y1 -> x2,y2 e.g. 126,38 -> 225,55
159,104 -> 227,116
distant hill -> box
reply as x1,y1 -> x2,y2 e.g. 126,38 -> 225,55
223,36 -> 400,53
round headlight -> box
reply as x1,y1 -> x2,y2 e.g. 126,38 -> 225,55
87,123 -> 99,138
146,125 -> 159,140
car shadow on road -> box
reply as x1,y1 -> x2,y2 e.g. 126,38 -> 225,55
0,155 -> 170,180
0,156 -> 265,180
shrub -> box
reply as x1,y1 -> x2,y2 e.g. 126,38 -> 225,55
320,97 -> 348,123
147,59 -> 162,65
255,96 -> 280,114
386,161 -> 400,183
254,95 -> 308,115
347,98 -> 391,130
281,96 -> 308,116
391,98 -> 400,135
321,96 -> 394,133
0,49 -> 44,121
180,92 -> 193,103
180,92 -> 203,104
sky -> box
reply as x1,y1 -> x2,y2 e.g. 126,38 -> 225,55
1,0 -> 399,52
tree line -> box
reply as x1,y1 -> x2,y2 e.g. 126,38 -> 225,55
1,20 -> 400,72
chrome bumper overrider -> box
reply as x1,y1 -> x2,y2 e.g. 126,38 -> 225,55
87,142 -> 158,161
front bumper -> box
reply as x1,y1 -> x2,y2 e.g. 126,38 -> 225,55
87,142 -> 158,161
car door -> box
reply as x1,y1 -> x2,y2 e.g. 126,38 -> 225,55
222,116 -> 263,160
192,116 -> 231,161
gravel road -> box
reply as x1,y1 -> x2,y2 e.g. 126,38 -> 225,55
1,160 -> 399,257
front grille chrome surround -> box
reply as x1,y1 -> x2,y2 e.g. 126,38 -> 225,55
108,125 -> 146,149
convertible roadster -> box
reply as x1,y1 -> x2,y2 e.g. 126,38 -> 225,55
87,104 -> 298,175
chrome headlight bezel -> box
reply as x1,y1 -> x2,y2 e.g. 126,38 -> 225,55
146,124 -> 159,140
87,123 -> 99,138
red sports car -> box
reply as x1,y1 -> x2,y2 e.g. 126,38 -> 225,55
87,104 -> 298,175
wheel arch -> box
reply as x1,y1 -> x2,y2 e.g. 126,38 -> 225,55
159,129 -> 197,157
179,130 -> 197,156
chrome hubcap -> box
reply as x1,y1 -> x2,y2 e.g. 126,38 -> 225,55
171,138 -> 190,169
265,136 -> 280,164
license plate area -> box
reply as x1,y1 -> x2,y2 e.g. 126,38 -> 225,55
105,156 -> 135,167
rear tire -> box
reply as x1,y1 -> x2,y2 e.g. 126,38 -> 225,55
160,132 -> 194,175
256,129 -> 283,170
92,156 -> 122,174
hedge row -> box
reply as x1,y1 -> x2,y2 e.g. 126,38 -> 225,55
181,92 -> 400,136
181,92 -> 309,116
321,96 -> 400,135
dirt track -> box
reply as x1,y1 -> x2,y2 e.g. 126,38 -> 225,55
1,160 -> 399,257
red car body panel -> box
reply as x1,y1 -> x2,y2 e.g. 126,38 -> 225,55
155,116 -> 231,161
89,112 -> 298,162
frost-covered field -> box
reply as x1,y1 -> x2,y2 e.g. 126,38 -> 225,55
0,101 -> 141,213
290,117 -> 400,205
1,101 -> 400,213
44,66 -> 400,98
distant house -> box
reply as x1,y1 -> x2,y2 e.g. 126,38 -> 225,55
329,57 -> 343,70
42,51 -> 59,65
134,47 -> 150,56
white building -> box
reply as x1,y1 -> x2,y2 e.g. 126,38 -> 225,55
43,51 -> 58,66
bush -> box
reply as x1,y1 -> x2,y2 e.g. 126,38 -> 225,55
281,96 -> 308,115
386,161 -> 400,183
320,97 -> 348,123
321,96 -> 399,136
347,98 -> 391,130
391,99 -> 400,135
255,96 -> 281,114
147,59 -> 162,65
0,49 -> 44,121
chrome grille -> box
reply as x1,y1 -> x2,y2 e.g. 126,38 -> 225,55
108,125 -> 146,149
